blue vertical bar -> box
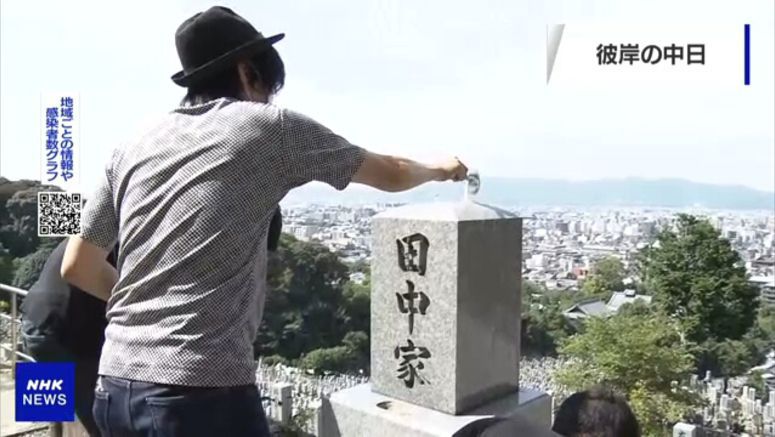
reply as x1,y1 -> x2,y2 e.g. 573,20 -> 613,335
744,24 -> 750,85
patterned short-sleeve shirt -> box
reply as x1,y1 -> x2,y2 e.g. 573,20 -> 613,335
80,98 -> 366,387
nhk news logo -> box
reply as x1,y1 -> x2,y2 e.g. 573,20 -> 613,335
15,362 -> 75,422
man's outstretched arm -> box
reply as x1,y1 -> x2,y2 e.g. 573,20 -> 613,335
279,109 -> 468,192
61,236 -> 118,302
352,152 -> 468,192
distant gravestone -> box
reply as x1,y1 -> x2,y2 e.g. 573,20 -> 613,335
269,383 -> 292,425
672,422 -> 697,437
370,201 -> 523,414
719,394 -> 730,412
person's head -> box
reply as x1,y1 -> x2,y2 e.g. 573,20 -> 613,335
180,49 -> 285,106
552,387 -> 640,437
172,6 -> 286,106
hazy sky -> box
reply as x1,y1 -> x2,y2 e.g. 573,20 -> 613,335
1,0 -> 773,194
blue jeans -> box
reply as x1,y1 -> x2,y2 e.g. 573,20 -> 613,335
93,375 -> 272,437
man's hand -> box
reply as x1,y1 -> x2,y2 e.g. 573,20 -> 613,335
433,157 -> 468,182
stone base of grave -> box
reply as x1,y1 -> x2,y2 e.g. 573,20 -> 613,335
319,383 -> 554,437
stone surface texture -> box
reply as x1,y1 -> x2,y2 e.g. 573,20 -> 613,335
370,200 -> 523,415
320,383 -> 554,437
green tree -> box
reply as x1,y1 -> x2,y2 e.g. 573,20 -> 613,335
700,339 -> 759,377
299,346 -> 353,374
256,234 -> 351,359
12,246 -> 55,290
722,306 -> 775,376
617,299 -> 655,317
296,331 -> 369,375
746,370 -> 767,397
0,178 -> 47,225
555,312 -> 702,436
521,280 -> 574,356
256,233 -> 374,375
260,354 -> 290,366
1,186 -> 61,258
0,178 -> 65,312
342,277 -> 370,335
342,330 -> 370,372
747,306 -> 775,353
638,214 -> 759,375
348,259 -> 371,275
580,256 -> 626,300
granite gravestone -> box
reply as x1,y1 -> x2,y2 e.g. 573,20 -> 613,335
370,200 -> 523,415
321,181 -> 552,437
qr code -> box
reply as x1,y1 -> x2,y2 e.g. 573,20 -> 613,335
38,192 -> 82,237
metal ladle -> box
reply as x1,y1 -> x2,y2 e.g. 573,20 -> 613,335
465,170 -> 480,199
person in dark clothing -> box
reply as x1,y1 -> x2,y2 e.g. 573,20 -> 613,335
454,386 -> 639,437
551,387 -> 641,437
20,240 -> 115,436
20,206 -> 283,436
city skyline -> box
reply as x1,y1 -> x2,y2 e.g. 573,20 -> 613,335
279,202 -> 774,291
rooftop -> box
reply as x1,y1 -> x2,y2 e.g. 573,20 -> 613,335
563,290 -> 653,320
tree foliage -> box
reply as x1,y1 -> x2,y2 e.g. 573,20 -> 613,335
348,259 -> 371,274
749,307 -> 775,353
298,331 -> 371,374
299,346 -> 353,374
12,246 -> 56,290
1,179 -> 62,311
1,184 -> 62,258
638,214 -> 760,376
746,370 -> 767,397
617,299 -> 655,318
555,311 -> 702,436
639,214 -> 758,343
580,256 -> 626,300
255,234 -> 371,373
521,280 -> 574,356
342,278 -> 370,337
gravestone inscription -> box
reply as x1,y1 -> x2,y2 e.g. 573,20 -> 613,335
371,200 -> 523,415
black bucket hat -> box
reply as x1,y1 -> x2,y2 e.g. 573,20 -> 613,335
171,6 -> 284,87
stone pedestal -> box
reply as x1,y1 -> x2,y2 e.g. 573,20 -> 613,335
320,383 -> 554,437
371,201 -> 522,415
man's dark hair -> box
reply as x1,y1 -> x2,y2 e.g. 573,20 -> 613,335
180,46 -> 285,106
552,387 -> 640,437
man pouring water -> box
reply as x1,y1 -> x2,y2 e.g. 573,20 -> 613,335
61,6 -> 468,437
